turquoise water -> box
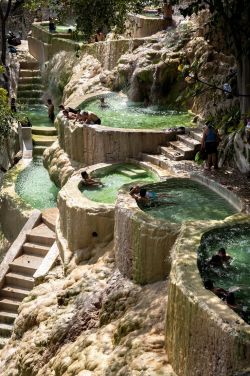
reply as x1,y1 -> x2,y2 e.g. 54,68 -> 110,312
80,164 -> 158,204
15,158 -> 59,210
41,25 -> 76,33
21,105 -> 54,127
198,225 -> 250,324
81,93 -> 192,129
139,179 -> 237,223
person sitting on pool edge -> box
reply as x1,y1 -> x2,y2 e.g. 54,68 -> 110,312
80,111 -> 101,125
80,171 -> 103,187
204,279 -> 228,300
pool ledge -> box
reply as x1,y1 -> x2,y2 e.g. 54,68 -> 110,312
57,161 -> 161,265
0,160 -> 33,242
166,215 -> 250,376
191,173 -> 246,213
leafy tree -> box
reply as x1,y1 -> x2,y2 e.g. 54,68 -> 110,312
0,85 -> 15,166
0,0 -> 12,66
171,0 -> 250,115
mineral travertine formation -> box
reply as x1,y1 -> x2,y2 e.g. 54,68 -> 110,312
0,244 -> 176,376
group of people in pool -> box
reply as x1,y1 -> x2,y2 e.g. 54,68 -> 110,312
48,97 -> 110,125
80,172 -> 176,208
204,248 -> 249,321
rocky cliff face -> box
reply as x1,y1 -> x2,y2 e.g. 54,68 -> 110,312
0,245 -> 176,376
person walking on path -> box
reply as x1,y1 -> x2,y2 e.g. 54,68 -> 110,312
201,122 -> 220,171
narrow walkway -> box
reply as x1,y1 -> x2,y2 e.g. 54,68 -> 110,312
0,208 -> 58,348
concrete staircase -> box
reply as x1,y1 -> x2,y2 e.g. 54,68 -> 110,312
141,129 -> 203,168
32,133 -> 58,156
0,209 -> 58,348
17,59 -> 58,157
17,61 -> 44,105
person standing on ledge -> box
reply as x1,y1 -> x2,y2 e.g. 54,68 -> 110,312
47,99 -> 55,122
49,17 -> 56,33
201,122 -> 220,171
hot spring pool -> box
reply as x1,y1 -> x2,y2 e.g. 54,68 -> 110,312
15,158 -> 59,210
81,93 -> 192,129
80,164 -> 158,204
198,224 -> 250,324
41,25 -> 76,33
21,105 -> 54,127
138,179 -> 237,223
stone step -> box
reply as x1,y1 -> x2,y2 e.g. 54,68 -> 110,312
0,337 -> 8,349
0,323 -> 13,338
32,135 -> 57,147
23,242 -> 50,257
19,76 -> 42,84
18,83 -> 43,91
1,285 -> 29,301
189,129 -> 203,142
32,127 -> 57,136
18,98 -> 44,105
177,134 -> 201,150
139,157 -> 170,179
0,311 -> 18,325
140,153 -> 171,171
20,61 -> 39,70
141,153 -> 164,167
168,141 -> 195,159
42,208 -> 59,232
5,272 -> 34,290
9,254 -> 43,276
27,223 -> 56,246
17,90 -> 43,99
19,69 -> 41,78
33,146 -> 46,157
160,146 -> 185,161
0,298 -> 19,313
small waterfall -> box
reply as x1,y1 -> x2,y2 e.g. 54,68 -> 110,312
150,64 -> 160,104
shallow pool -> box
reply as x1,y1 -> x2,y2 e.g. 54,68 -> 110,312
139,179 -> 237,223
15,158 -> 59,210
81,93 -> 192,129
198,225 -> 250,324
21,105 -> 54,127
80,164 -> 158,204
41,25 -> 76,33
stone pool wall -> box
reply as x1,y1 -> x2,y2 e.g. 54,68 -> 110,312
0,161 -> 33,242
126,13 -> 167,38
57,165 -> 115,265
166,215 -> 250,376
56,113 -> 174,165
115,187 -> 180,284
57,161 -> 162,265
28,22 -> 147,70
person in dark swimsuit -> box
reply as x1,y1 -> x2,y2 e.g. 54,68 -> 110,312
201,123 -> 220,170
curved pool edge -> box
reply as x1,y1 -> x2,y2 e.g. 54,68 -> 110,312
0,160 -> 34,241
57,161 -> 162,265
115,185 -> 181,284
115,175 -> 240,285
191,173 -> 247,213
165,215 -> 250,376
